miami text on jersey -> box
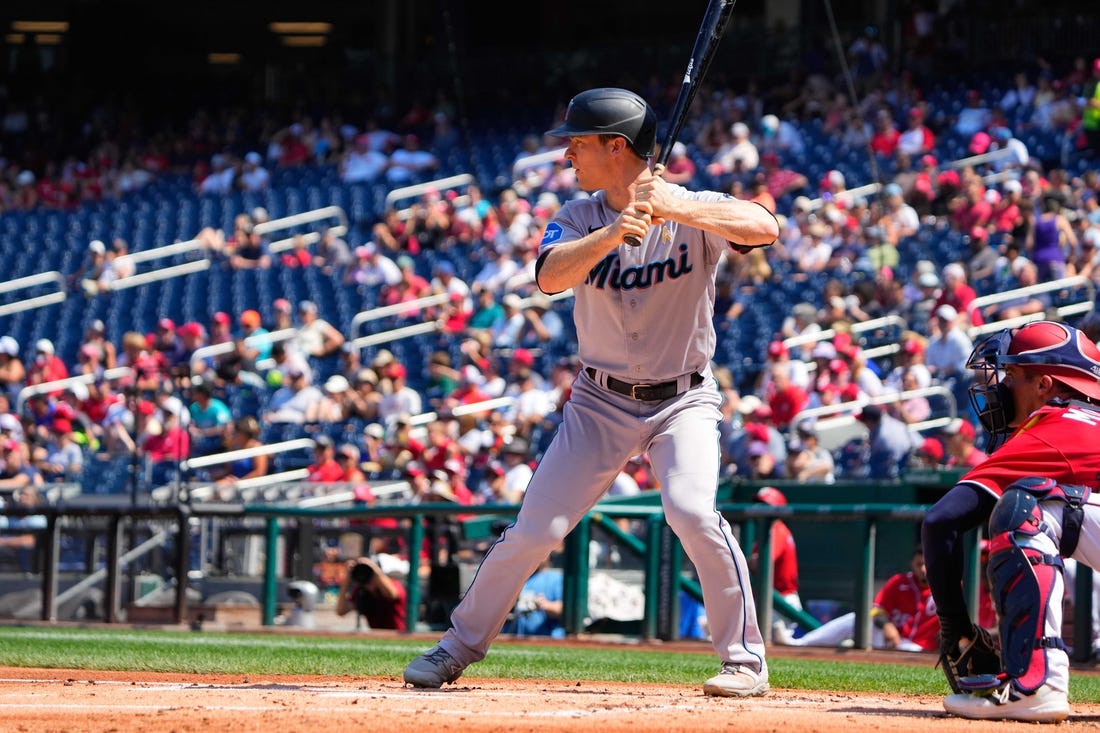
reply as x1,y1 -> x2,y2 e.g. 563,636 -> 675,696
585,243 -> 693,291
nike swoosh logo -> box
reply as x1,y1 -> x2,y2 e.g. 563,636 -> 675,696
588,225 -> 602,233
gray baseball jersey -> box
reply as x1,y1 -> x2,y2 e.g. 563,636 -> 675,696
435,185 -> 766,677
539,186 -> 728,382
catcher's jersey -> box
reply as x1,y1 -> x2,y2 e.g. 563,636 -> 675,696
959,401 -> 1100,499
538,187 -> 731,382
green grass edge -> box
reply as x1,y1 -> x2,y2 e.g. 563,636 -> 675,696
2,626 -> 1099,701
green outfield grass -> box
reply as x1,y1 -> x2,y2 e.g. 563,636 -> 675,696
2,626 -> 1100,701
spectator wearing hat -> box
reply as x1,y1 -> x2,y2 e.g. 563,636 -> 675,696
750,486 -> 803,638
925,304 -> 974,387
883,333 -> 932,392
0,336 -> 26,399
378,361 -> 423,428
780,302 -> 822,362
306,435 -> 345,483
151,318 -> 188,373
0,484 -> 46,572
334,443 -> 368,485
856,404 -> 920,479
725,395 -> 787,478
268,341 -> 312,387
70,239 -> 109,294
706,121 -> 759,183
26,338 -> 68,389
500,437 -> 533,500
208,311 -> 234,346
237,309 -> 272,362
305,374 -> 353,422
518,292 -> 564,349
33,416 -> 84,482
79,320 -> 117,371
0,438 -> 42,493
344,243 -> 402,289
347,368 -> 383,422
911,436 -> 947,470
743,440 -> 781,480
360,422 -> 392,477
294,300 -> 345,359
263,367 -> 323,424
941,418 -> 988,469
491,292 -> 527,349
237,151 -> 270,192
934,262 -> 982,327
429,260 -> 472,312
965,225 -> 1000,287
764,362 -> 809,431
312,227 -> 354,277
227,219 -> 272,271
881,182 -> 920,240
784,421 -> 835,484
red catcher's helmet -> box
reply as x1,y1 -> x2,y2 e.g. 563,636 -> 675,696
1003,321 -> 1100,400
755,486 -> 788,507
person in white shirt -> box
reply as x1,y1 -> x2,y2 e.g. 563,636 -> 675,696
238,152 -> 271,192
341,134 -> 390,184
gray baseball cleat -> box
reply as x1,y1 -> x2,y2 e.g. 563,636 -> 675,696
403,645 -> 466,688
702,662 -> 770,697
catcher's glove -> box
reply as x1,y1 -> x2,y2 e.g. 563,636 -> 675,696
937,619 -> 1000,694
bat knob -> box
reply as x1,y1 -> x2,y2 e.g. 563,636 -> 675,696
624,234 -> 642,247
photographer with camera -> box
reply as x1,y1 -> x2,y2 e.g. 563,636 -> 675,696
335,556 -> 407,631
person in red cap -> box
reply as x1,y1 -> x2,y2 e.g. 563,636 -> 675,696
941,417 -> 987,469
911,436 -> 946,469
209,311 -> 233,345
749,486 -> 803,640
34,416 -> 84,482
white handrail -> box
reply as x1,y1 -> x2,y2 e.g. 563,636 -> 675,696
0,271 -> 67,317
123,238 -> 205,265
947,146 -> 1017,170
252,205 -> 347,237
181,437 -> 317,471
512,147 -> 567,180
349,293 -> 452,336
189,327 -> 298,372
966,275 -> 1093,338
106,259 -> 211,291
384,173 -> 475,210
408,396 -> 517,427
782,314 -> 908,350
791,384 -> 957,426
805,182 -> 883,211
349,321 -> 440,350
15,366 -> 134,412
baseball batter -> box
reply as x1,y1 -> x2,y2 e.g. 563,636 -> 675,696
921,321 -> 1100,722
404,87 -> 778,696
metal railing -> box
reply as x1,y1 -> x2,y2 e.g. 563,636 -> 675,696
15,366 -> 134,412
0,271 -> 68,317
253,205 -> 348,255
384,173 -> 476,211
967,275 -> 1095,338
188,327 -> 298,375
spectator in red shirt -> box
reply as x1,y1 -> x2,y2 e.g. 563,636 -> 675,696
949,178 -> 993,234
335,555 -> 408,631
934,262 -> 984,327
870,108 -> 901,158
941,418 -> 988,469
765,363 -> 809,430
26,339 -> 68,389
306,435 -> 345,482
750,486 -> 803,636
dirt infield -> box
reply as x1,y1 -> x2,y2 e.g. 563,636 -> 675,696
5,665 -> 1100,733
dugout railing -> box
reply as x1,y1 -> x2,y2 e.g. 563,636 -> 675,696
11,475 -> 1093,659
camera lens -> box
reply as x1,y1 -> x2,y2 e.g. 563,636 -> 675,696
350,563 -> 375,584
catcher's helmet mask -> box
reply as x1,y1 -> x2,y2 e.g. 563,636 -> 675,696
546,88 -> 658,158
968,321 -> 1100,448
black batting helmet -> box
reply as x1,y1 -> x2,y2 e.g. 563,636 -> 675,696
546,88 -> 657,158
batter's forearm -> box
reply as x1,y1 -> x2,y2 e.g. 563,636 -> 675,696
536,229 -> 623,293
664,199 -> 778,247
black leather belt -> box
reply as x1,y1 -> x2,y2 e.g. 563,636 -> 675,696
585,367 -> 703,401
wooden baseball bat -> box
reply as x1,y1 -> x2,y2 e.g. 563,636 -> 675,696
625,0 -> 737,246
